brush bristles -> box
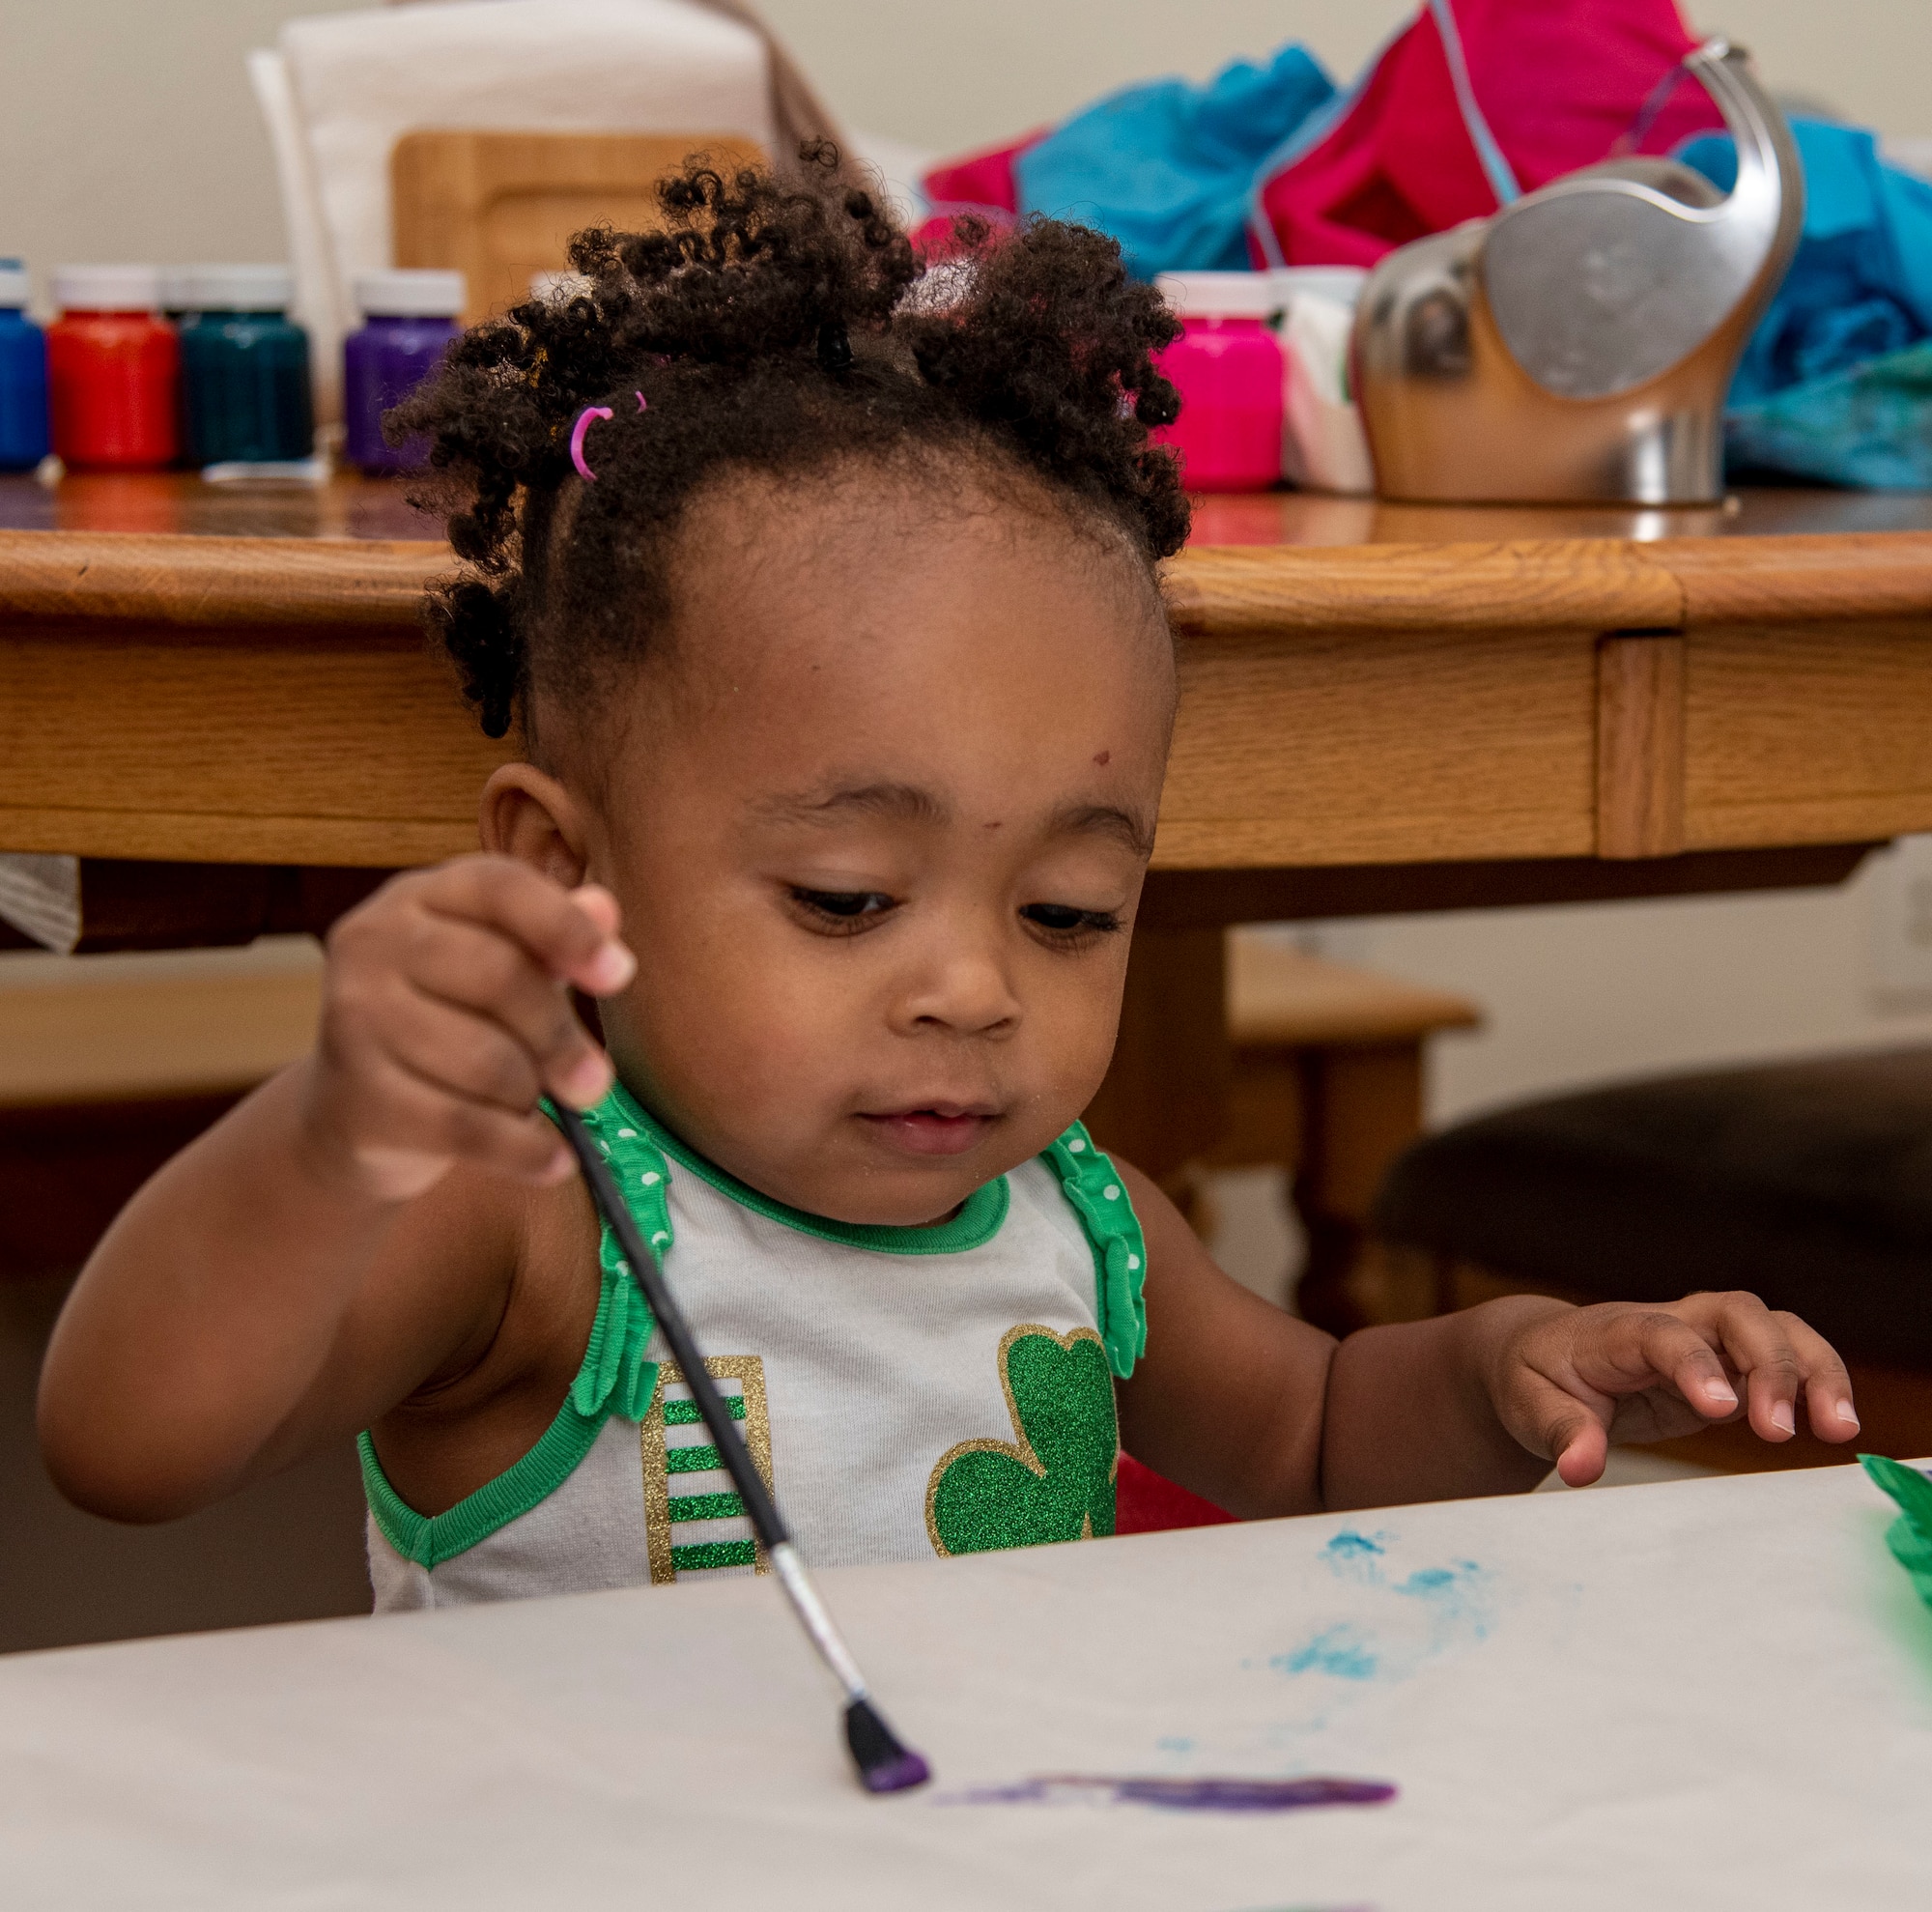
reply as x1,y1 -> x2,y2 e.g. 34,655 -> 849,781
845,1698 -> 931,1794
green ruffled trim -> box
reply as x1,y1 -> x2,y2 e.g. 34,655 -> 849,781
604,1081 -> 1009,1256
1039,1119 -> 1149,1381
568,1097 -> 668,1420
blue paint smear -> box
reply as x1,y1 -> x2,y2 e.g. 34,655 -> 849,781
1272,1623 -> 1379,1681
1270,1532 -> 1496,1687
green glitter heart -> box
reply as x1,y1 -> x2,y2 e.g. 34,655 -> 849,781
926,1325 -> 1119,1556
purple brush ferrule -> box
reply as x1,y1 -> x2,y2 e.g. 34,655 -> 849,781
861,1750 -> 933,1795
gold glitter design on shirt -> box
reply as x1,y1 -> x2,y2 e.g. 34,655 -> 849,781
639,1356 -> 774,1584
924,1324 -> 1118,1558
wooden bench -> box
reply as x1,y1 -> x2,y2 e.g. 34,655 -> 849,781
0,959 -> 320,1279
1209,929 -> 1480,1328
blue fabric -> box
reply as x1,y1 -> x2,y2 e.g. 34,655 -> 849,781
1013,45 -> 1335,280
1726,340 -> 1932,490
1680,118 -> 1932,486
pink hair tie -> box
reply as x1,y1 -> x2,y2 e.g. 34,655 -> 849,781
569,404 -> 613,481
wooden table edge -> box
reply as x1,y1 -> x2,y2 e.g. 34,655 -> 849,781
5,525 -> 1928,636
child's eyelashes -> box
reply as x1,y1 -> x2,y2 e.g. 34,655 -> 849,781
785,888 -> 1122,947
1020,902 -> 1123,945
788,887 -> 899,934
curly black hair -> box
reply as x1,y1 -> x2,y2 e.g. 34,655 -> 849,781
394,144 -> 1188,742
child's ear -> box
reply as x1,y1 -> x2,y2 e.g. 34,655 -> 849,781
479,763 -> 589,888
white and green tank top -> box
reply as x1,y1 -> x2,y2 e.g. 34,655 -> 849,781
361,1082 -> 1149,1610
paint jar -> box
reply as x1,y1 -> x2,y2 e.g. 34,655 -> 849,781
47,265 -> 178,471
159,266 -> 197,326
179,265 -> 313,466
343,270 -> 465,472
1151,272 -> 1285,493
0,260 -> 49,471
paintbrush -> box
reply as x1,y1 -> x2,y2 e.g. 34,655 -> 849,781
554,1101 -> 931,1794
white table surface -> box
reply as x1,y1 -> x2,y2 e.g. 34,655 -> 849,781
3,1463 -> 1929,1911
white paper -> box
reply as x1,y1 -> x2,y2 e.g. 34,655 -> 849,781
1,1465 -> 1927,1909
257,1 -> 775,422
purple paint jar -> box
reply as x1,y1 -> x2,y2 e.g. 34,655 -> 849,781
343,270 -> 465,472
1151,271 -> 1285,494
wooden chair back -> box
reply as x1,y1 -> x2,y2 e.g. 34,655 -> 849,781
391,130 -> 767,323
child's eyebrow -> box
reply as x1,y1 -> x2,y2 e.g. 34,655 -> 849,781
756,782 -> 948,828
1050,801 -> 1157,859
755,785 -> 1154,858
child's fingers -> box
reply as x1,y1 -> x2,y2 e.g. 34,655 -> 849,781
421,857 -> 635,996
354,1052 -> 574,1187
1697,1295 -> 1859,1444
570,883 -> 623,944
1574,1309 -> 1742,1424
1504,1366 -> 1611,1486
363,988 -> 556,1117
386,918 -> 611,1108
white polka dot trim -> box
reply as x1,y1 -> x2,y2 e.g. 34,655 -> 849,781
651,1231 -> 669,1246
617,1127 -> 637,1139
640,1170 -> 661,1185
1067,1137 -> 1086,1153
1127,1253 -> 1141,1270
1104,1184 -> 1121,1201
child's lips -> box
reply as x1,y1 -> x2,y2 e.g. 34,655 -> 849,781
858,1106 -> 998,1157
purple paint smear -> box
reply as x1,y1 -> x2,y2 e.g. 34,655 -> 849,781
940,1774 -> 1397,1812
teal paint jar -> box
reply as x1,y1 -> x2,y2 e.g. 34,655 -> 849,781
179,265 -> 313,466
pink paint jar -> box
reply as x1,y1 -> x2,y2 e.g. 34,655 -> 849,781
1151,272 -> 1284,493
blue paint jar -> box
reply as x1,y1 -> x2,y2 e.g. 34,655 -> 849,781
343,270 -> 464,473
0,260 -> 49,471
179,265 -> 313,467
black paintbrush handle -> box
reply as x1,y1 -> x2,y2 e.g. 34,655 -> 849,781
555,1104 -> 791,1553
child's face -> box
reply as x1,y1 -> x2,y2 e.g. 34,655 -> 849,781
531,466 -> 1176,1226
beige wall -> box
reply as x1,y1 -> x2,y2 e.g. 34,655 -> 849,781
761,0 -> 1932,153
1,1 -> 1926,278
2,0 -> 1928,1123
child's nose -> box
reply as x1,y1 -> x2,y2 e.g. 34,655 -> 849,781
894,940 -> 1022,1038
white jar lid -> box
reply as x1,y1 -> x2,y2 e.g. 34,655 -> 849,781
1154,271 -> 1281,321
0,259 -> 28,308
355,269 -> 466,318
53,264 -> 162,312
1271,266 -> 1371,309
187,264 -> 295,311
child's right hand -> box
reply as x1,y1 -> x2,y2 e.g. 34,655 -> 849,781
303,857 -> 636,1202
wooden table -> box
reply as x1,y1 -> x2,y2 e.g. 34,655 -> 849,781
3,472 -> 1929,1192
3,1463 -> 1925,1908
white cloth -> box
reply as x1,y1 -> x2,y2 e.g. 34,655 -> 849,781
5,1465 -> 1928,1908
250,1 -> 776,420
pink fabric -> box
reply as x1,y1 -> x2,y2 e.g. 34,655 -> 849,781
921,130 -> 1049,219
1258,0 -> 1724,267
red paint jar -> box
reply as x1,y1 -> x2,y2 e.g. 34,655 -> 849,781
48,266 -> 178,470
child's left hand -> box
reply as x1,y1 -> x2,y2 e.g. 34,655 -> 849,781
1485,1293 -> 1861,1486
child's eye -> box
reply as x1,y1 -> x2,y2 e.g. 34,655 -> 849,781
1021,903 -> 1122,940
789,887 -> 897,932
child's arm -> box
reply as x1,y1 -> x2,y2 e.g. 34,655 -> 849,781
1114,1161 -> 1859,1515
37,859 -> 631,1522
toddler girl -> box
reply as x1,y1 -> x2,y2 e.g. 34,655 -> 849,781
41,155 -> 1859,1605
